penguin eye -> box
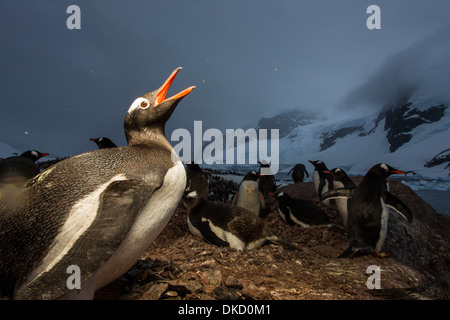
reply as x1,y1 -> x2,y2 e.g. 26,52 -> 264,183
140,101 -> 148,108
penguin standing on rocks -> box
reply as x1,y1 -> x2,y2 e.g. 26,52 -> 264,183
271,192 -> 346,235
309,160 -> 334,207
0,150 -> 49,186
327,168 -> 356,227
0,67 -> 195,300
231,171 -> 266,217
258,161 -> 278,194
184,165 -> 302,252
287,164 -> 309,183
322,163 -> 413,258
90,137 -> 117,149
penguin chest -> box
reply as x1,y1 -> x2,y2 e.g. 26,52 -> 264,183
313,171 -> 320,194
236,181 -> 260,215
376,197 -> 390,251
94,159 -> 186,289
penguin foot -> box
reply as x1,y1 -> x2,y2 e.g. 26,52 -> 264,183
373,251 -> 389,258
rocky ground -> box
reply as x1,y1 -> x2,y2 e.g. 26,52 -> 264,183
94,177 -> 450,300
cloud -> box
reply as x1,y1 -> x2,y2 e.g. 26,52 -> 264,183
338,25 -> 450,112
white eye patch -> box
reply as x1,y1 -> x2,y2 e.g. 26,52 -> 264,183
380,163 -> 389,172
127,97 -> 150,114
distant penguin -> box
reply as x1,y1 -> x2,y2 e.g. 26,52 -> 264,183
368,271 -> 450,300
272,192 -> 346,235
184,165 -> 302,252
309,160 -> 334,207
327,167 -> 356,227
258,161 -> 277,194
322,163 -> 413,258
90,137 -> 117,149
231,171 -> 266,217
287,164 -> 309,183
0,150 -> 49,186
0,67 -> 195,299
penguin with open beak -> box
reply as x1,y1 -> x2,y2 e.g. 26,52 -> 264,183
322,163 -> 413,258
0,68 -> 195,299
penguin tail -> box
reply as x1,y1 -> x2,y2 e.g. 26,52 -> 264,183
268,237 -> 303,252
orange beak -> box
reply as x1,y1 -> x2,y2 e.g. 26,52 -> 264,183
390,169 -> 406,175
155,67 -> 196,105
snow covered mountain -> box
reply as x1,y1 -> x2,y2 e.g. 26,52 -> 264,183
258,94 -> 449,181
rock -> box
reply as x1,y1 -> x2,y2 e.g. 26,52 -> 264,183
140,283 -> 168,300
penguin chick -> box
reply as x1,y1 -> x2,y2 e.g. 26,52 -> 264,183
184,165 -> 301,252
322,163 -> 413,258
0,67 -> 195,300
90,137 -> 117,149
287,164 -> 309,183
231,171 -> 266,217
368,271 -> 450,300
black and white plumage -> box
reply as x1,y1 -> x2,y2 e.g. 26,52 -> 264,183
309,160 -> 334,207
89,137 -> 117,149
183,165 -> 301,252
231,171 -> 266,217
327,167 -> 356,227
287,164 -> 309,183
322,163 -> 413,258
272,192 -> 347,235
0,67 -> 195,300
258,161 -> 277,194
369,271 -> 450,300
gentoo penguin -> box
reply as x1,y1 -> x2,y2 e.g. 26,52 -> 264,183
184,165 -> 301,252
286,164 -> 309,183
90,137 -> 117,149
0,67 -> 195,300
309,160 -> 334,207
0,150 -> 49,185
271,192 -> 346,235
327,167 -> 356,227
231,171 -> 266,217
321,163 -> 413,258
258,161 -> 277,194
368,271 -> 450,300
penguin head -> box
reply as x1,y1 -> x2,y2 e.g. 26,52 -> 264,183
20,150 -> 49,162
328,168 -> 348,180
89,137 -> 117,149
309,160 -> 328,171
370,163 -> 406,178
124,67 -> 195,145
242,171 -> 259,182
269,191 -> 291,202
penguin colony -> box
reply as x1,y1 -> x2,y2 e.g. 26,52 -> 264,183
0,67 -> 421,300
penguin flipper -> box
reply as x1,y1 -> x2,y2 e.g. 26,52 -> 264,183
321,188 -> 354,201
16,179 -> 144,300
383,192 -> 413,222
267,237 -> 302,252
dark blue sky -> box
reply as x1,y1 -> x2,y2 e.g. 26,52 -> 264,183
1,1 -> 449,157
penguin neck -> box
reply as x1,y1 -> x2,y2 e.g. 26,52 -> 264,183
126,126 -> 172,150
